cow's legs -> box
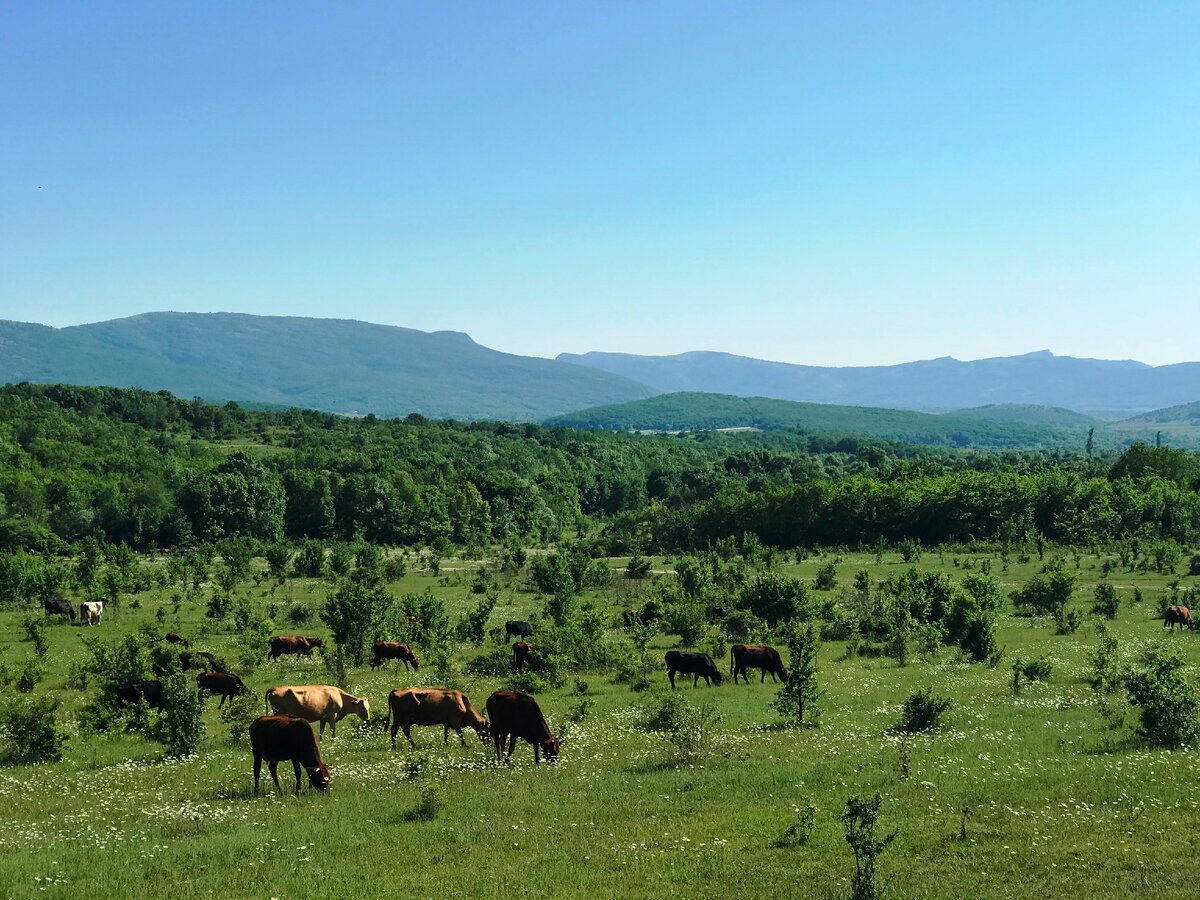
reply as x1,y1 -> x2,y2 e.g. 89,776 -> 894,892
291,759 -> 303,793
506,733 -> 518,762
253,754 -> 262,793
693,673 -> 700,687
667,669 -> 676,689
268,761 -> 282,794
534,743 -> 540,766
458,728 -> 466,746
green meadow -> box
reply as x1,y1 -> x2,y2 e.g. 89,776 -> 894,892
2,549 -> 1198,899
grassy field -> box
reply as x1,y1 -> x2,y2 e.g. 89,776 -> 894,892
1,549 -> 1198,899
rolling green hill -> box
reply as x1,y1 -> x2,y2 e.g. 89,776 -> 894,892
1122,400 -> 1200,426
545,392 -> 1088,449
546,392 -> 1200,451
0,313 -> 658,421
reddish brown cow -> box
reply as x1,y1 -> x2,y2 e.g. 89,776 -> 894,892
197,671 -> 248,707
164,632 -> 190,649
249,716 -> 331,794
512,641 -> 533,674
385,688 -> 490,749
1164,606 -> 1196,632
370,641 -> 419,671
268,635 -> 325,661
485,690 -> 562,765
731,644 -> 789,684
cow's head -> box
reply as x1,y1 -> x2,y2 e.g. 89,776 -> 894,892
309,638 -> 325,650
352,695 -> 370,722
475,718 -> 491,744
778,666 -> 790,682
306,764 -> 332,793
711,670 -> 724,685
541,737 -> 562,763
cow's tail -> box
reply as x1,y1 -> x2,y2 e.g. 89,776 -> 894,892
730,645 -> 735,674
264,689 -> 272,716
384,693 -> 394,731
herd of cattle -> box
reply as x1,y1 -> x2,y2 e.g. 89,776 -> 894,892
37,595 -> 1199,795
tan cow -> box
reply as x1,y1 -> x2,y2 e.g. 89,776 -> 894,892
265,685 -> 370,737
80,601 -> 104,626
384,688 -> 490,749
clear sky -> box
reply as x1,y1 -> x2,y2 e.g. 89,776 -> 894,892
2,2 -> 1197,365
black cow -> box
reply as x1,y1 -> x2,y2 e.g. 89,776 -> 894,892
115,680 -> 165,709
665,651 -> 723,689
505,620 -> 533,642
43,597 -> 76,620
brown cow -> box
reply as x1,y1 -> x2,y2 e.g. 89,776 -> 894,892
249,716 -> 331,794
513,641 -> 533,674
370,641 -> 419,671
164,632 -> 190,649
731,644 -> 789,684
384,688 -> 490,749
1164,606 -> 1196,632
485,690 -> 561,765
622,607 -> 660,628
268,635 -> 325,661
265,685 -> 370,737
197,671 -> 248,707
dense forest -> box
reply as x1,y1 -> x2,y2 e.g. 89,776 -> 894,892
1,383 -> 1198,563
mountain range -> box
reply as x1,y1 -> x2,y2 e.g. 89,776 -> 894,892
2,313 -> 1199,429
0,313 -> 657,421
557,349 -> 1200,416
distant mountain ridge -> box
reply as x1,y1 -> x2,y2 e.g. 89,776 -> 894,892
0,313 -> 658,421
557,349 -> 1200,415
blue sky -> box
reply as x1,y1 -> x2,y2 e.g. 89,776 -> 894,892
2,2 -> 1197,365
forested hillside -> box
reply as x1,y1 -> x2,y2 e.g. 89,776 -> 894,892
2,384 -> 1198,559
0,313 -> 658,420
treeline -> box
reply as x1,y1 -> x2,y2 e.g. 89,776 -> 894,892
0,383 -> 1198,557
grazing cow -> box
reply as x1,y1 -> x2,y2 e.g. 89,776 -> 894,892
485,690 -> 561,765
43,597 -> 76,620
249,716 -> 332,794
115,680 -> 165,709
180,650 -> 219,671
731,644 -> 789,684
370,640 -> 419,671
505,620 -> 533,642
196,671 -> 248,707
80,601 -> 104,626
265,684 -> 370,737
164,632 -> 190,649
384,688 -> 490,749
513,641 -> 533,674
1164,606 -> 1196,632
706,605 -> 728,622
664,651 -> 723,689
268,635 -> 325,661
623,607 -> 660,628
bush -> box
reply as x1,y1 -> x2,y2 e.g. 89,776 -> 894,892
625,551 -> 651,580
1021,656 -> 1053,682
898,539 -> 922,564
287,603 -> 313,626
1092,582 -> 1120,619
738,574 -> 810,626
958,613 -> 997,663
814,562 -> 838,591
206,591 -> 233,620
411,785 -> 441,821
1124,645 -> 1200,749
156,669 -> 205,756
454,590 -> 496,646
843,792 -> 897,900
220,690 -> 262,744
293,541 -> 327,578
0,696 -> 67,765
22,616 -> 49,658
509,671 -> 549,694
639,692 -> 722,764
773,804 -> 816,848
16,657 -> 43,693
322,573 -> 394,665
1190,553 -> 1200,577
664,602 -> 707,648
1012,569 -> 1075,618
895,688 -> 952,733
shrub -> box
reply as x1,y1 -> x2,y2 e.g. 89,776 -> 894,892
898,539 -> 921,564
321,573 -> 394,665
411,785 -> 441,821
843,793 -> 897,900
156,668 -> 205,756
639,692 -> 722,764
1124,645 -> 1200,749
454,590 -> 496,646
293,541 -> 326,578
958,613 -> 997,663
664,601 -> 707,648
1012,569 -> 1075,618
0,696 -> 67,765
738,574 -> 810,626
625,551 -> 651,580
206,591 -> 233,620
509,671 -> 549,694
773,804 -> 816,848
1021,656 -> 1053,682
1190,553 -> 1200,577
287,603 -> 313,626
814,562 -> 838,591
1092,582 -> 1121,619
1054,607 -> 1082,635
895,688 -> 952,733
22,616 -> 49,658
220,690 -> 262,744
772,623 -> 820,725
16,656 -> 43,693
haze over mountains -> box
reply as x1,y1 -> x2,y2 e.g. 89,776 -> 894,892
558,349 -> 1200,416
2,313 -> 1199,428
